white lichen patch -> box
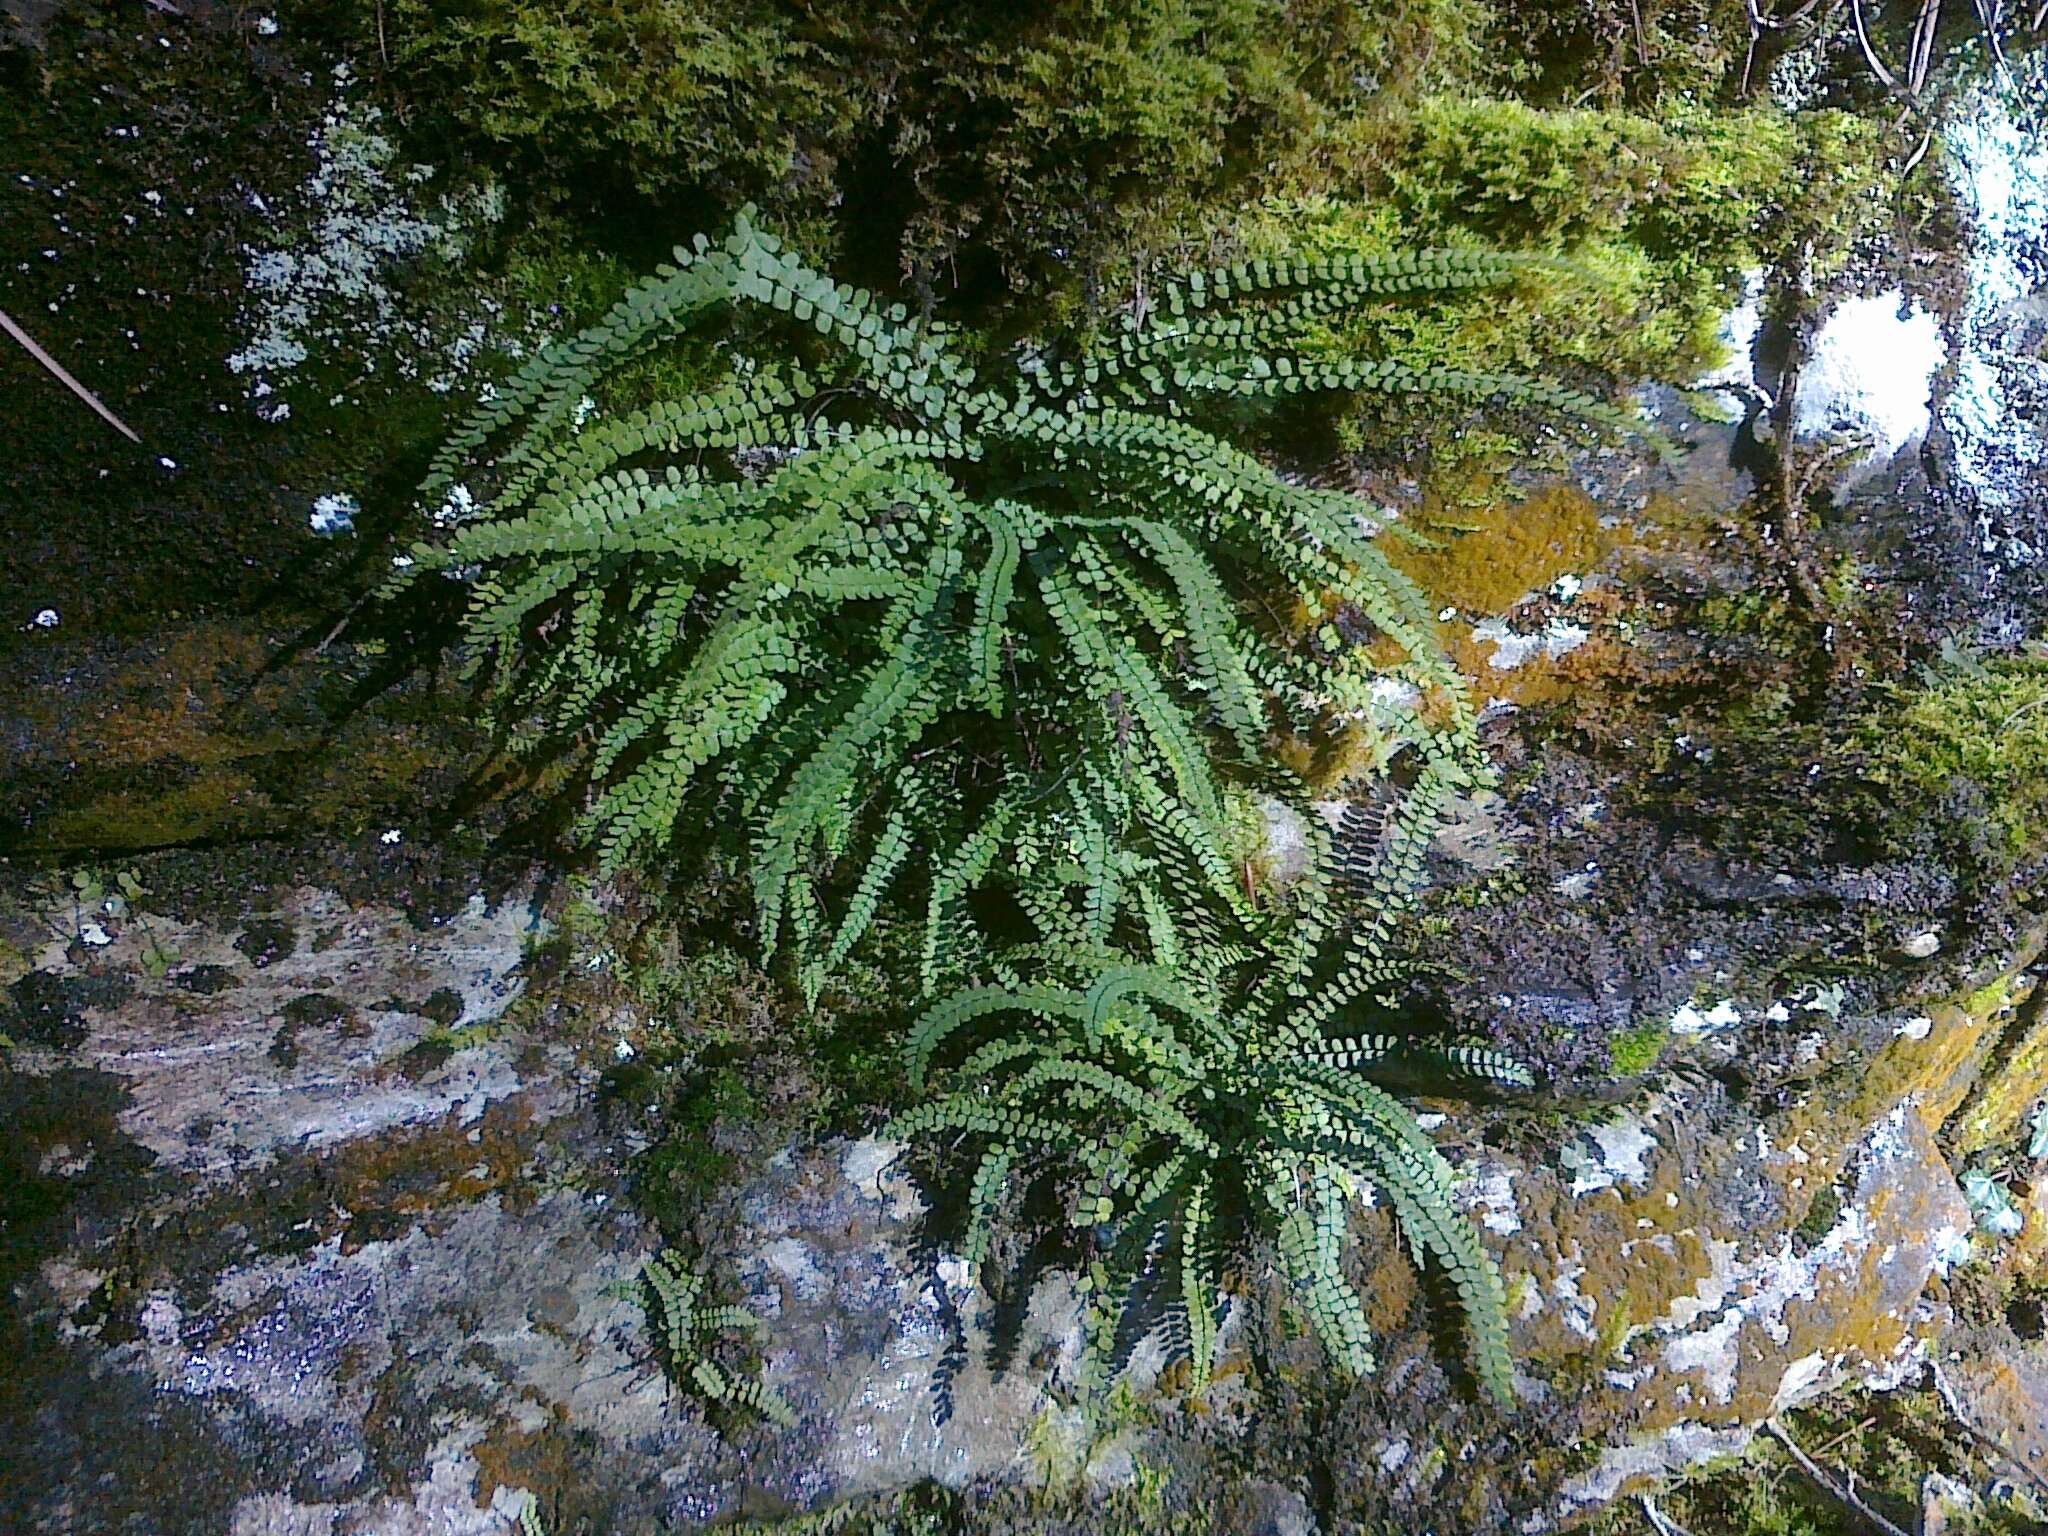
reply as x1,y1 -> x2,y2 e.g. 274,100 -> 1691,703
1468,1164 -> 1523,1236
843,1135 -> 923,1222
1557,1421 -> 1754,1517
1637,1105 -> 1958,1410
1670,998 -> 1742,1035
1692,267 -> 1765,394
309,491 -> 358,537
1561,1112 -> 1658,1196
1770,1350 -> 1829,1414
1471,615 -> 1591,670
227,74 -> 507,407
1550,1253 -> 1599,1339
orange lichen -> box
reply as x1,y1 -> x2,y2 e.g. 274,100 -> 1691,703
1388,483 -> 1610,620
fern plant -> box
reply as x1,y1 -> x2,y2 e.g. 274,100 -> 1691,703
640,1250 -> 795,1427
393,210 -> 1627,1005
397,214 -> 1615,1404
891,793 -> 1534,1406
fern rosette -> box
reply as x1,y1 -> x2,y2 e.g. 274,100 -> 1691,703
397,213 -> 1621,1399
395,212 -> 1612,999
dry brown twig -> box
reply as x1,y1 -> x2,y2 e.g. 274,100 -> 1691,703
1764,1418 -> 1914,1536
1,306 -> 142,444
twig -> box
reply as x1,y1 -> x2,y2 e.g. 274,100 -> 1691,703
1639,1494 -> 1698,1536
315,591 -> 374,655
0,307 -> 142,444
2003,694 -> 2048,733
1792,434 -> 1871,507
1902,126 -> 1935,179
1627,0 -> 1652,67
1814,1414 -> 1877,1461
1908,0 -> 1942,94
1971,0 -> 2010,71
1764,1419 -> 1914,1536
1850,0 -> 1903,90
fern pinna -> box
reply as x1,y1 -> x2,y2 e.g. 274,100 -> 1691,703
399,212 -> 1599,1401
641,1250 -> 795,1427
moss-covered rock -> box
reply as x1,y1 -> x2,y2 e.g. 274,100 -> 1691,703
1858,649 -> 2048,864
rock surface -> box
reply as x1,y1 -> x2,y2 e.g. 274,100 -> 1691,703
6,878 -> 2042,1534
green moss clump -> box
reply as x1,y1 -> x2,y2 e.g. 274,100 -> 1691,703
1859,651 -> 2048,861
361,0 -> 1904,374
379,0 -> 1303,321
1607,1020 -> 1670,1078
1231,96 -> 1891,393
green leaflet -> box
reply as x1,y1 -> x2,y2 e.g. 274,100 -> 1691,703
897,956 -> 1526,1406
399,215 -> 1614,991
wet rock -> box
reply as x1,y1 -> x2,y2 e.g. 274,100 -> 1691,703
1548,1102 -> 1970,1519
5,890 -> 547,1182
170,962 -> 241,994
721,1135 -> 1092,1508
419,985 -> 465,1028
1,882 -> 1097,1534
6,900 -> 2042,1535
1233,1481 -> 1317,1536
4,968 -> 129,1049
1272,931 -> 2047,1534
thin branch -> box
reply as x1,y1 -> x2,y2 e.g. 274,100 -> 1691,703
2003,693 -> 2048,733
1639,1495 -> 1698,1536
1850,0 -> 1903,90
1763,1419 -> 1913,1536
1908,0 -> 1942,94
1902,126 -> 1935,178
0,307 -> 142,444
1971,0 -> 2010,70
1627,0 -> 1652,67
1814,1414 -> 1878,1461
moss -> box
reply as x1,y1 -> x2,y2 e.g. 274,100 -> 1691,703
1771,927 -> 2044,1199
1949,969 -> 2048,1159
1389,483 -> 1607,620
1230,96 -> 1892,396
347,0 -> 1912,374
368,0 -> 1310,324
1857,650 -> 2048,862
1606,1020 -> 1669,1078
14,621 -> 481,853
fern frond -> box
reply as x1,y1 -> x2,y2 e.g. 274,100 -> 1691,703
640,1250 -> 793,1427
